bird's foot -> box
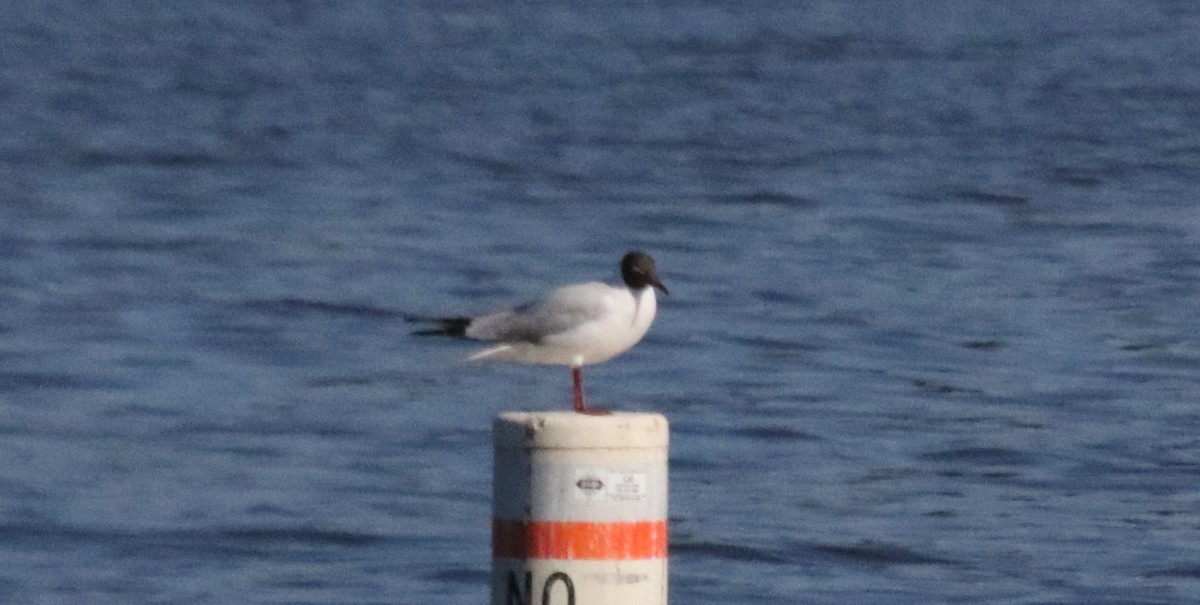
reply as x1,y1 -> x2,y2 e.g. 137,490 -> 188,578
572,395 -> 611,416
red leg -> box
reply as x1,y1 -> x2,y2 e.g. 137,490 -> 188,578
572,367 -> 585,412
572,367 -> 609,415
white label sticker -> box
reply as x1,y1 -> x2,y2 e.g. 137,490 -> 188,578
573,469 -> 649,502
606,472 -> 647,502
573,468 -> 607,502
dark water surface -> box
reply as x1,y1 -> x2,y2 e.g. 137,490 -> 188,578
2,2 -> 1200,603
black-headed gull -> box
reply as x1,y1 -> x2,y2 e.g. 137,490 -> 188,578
408,251 -> 668,414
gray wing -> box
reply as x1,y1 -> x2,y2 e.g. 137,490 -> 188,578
465,282 -> 613,343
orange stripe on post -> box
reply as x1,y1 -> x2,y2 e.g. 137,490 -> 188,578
493,519 -> 668,560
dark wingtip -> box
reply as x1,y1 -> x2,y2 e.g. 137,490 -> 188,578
407,315 -> 471,337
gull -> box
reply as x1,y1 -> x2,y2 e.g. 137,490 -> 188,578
408,251 -> 668,414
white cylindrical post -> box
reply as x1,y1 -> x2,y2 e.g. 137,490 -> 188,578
492,412 -> 669,605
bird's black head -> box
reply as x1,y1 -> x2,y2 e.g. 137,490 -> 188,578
620,251 -> 668,295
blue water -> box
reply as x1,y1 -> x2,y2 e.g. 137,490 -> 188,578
3,2 -> 1200,603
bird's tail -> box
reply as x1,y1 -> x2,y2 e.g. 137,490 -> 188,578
404,314 -> 472,337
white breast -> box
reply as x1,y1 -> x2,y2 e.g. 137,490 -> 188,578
466,284 -> 659,367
